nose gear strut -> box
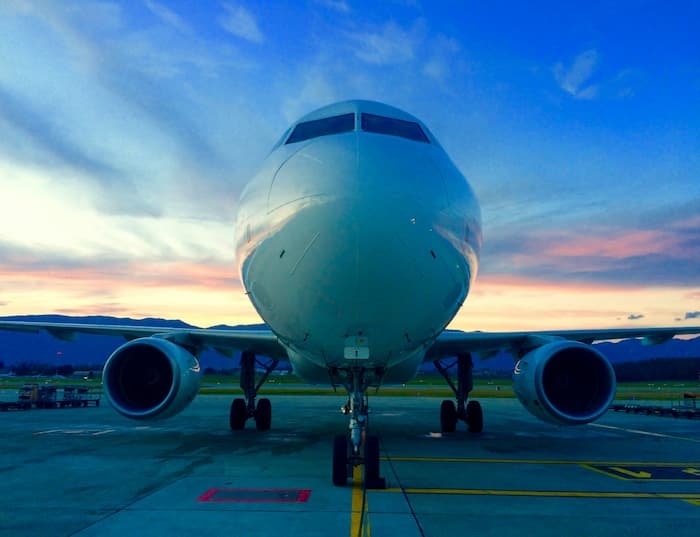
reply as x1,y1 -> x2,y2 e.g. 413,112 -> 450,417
332,367 -> 385,489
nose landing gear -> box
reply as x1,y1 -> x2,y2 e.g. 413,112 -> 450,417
332,368 -> 386,489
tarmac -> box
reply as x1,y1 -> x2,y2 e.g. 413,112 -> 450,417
0,392 -> 699,536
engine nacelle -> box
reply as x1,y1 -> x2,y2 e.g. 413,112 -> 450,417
513,340 -> 616,425
102,337 -> 201,420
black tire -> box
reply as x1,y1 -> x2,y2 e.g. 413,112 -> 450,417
440,399 -> 458,432
255,398 -> 272,431
364,435 -> 386,488
466,400 -> 483,433
332,435 -> 348,486
365,435 -> 380,481
230,398 -> 247,430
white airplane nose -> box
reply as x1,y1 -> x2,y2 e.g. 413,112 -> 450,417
244,165 -> 470,366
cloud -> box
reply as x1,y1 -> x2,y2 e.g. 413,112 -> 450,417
422,34 -> 461,83
314,0 -> 351,13
281,70 -> 339,123
0,84 -> 162,216
481,217 -> 700,287
685,311 -> 700,319
627,313 -> 644,320
553,49 -> 599,99
145,1 -> 191,33
55,303 -> 133,316
219,3 -> 264,43
0,2 -> 255,217
346,20 -> 424,65
0,84 -> 119,180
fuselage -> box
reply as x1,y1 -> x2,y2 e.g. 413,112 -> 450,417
234,100 -> 481,384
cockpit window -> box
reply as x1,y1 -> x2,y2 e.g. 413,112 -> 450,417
361,113 -> 430,143
285,113 -> 355,144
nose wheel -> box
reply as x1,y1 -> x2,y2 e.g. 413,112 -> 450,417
331,367 -> 386,489
332,435 -> 349,486
332,433 -> 385,489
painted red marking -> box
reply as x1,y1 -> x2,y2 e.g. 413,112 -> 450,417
197,488 -> 312,503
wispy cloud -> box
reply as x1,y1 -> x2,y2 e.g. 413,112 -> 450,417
482,217 -> 700,287
554,49 -> 599,99
281,69 -> 339,123
346,20 -> 424,65
627,313 -> 644,320
314,0 -> 351,13
0,2 -> 258,218
219,3 -> 264,43
145,1 -> 191,33
685,311 -> 700,319
55,303 -> 133,316
0,84 -> 119,180
457,274 -> 695,331
422,34 -> 461,83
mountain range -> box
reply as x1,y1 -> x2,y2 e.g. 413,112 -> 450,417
0,315 -> 699,373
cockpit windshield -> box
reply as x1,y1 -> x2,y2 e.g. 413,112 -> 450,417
284,110 -> 430,145
361,113 -> 430,143
285,113 -> 355,144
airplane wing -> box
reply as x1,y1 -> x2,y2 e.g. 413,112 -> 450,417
0,320 -> 288,360
426,326 -> 700,362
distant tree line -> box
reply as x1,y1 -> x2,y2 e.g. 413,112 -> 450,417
7,362 -> 103,376
613,357 -> 700,382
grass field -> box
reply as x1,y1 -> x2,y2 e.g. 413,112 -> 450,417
1,375 -> 697,402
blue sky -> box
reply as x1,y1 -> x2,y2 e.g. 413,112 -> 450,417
0,0 -> 698,330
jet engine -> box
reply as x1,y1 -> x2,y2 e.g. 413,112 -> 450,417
102,337 -> 201,420
512,340 -> 616,425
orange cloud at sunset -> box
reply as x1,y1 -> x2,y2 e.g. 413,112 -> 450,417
450,274 -> 699,332
543,229 -> 683,258
0,261 -> 261,328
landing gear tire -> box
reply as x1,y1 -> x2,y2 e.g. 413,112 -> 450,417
440,399 -> 458,432
364,435 -> 385,489
466,400 -> 483,433
230,398 -> 247,430
255,398 -> 272,431
332,435 -> 349,487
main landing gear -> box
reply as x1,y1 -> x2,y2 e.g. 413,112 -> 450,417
229,351 -> 279,431
434,353 -> 483,433
332,368 -> 385,489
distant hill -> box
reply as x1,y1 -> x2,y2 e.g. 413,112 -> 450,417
464,336 -> 700,372
0,315 -> 698,373
0,315 -> 258,371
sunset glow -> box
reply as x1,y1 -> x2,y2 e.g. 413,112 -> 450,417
0,2 -> 697,331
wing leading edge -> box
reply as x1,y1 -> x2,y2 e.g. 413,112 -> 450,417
427,326 -> 700,362
0,321 -> 288,360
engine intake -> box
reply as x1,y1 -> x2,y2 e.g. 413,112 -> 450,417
513,340 -> 616,425
102,337 -> 201,420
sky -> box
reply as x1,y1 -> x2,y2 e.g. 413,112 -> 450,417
0,0 -> 698,331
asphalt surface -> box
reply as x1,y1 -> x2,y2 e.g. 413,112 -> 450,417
1,393 -> 699,536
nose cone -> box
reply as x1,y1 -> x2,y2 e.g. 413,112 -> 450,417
243,135 -> 474,367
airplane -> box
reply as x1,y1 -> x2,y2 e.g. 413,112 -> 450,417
1,99 -> 699,488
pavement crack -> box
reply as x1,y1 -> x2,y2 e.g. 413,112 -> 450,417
381,435 -> 427,537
